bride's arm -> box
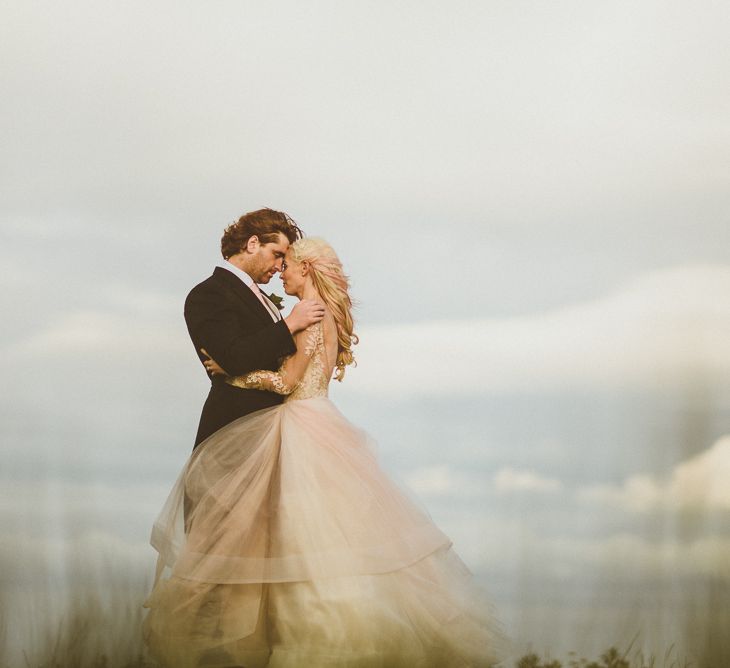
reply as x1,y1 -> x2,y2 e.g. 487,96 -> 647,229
223,323 -> 322,395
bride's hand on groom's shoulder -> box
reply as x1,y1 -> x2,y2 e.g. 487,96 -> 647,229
284,299 -> 326,335
201,349 -> 227,376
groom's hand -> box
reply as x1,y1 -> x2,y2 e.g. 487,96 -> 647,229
200,349 -> 228,377
285,299 -> 325,334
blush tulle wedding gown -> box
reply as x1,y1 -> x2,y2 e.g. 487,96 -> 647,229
143,322 -> 504,667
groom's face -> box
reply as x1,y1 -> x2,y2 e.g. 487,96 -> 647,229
249,232 -> 289,284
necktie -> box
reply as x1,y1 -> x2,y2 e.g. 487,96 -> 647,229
249,283 -> 281,322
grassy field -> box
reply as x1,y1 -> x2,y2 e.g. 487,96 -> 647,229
2,592 -> 713,668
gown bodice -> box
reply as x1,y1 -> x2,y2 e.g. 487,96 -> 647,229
286,321 -> 330,401
225,321 -> 334,401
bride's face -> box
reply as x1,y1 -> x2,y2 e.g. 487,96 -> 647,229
280,251 -> 306,296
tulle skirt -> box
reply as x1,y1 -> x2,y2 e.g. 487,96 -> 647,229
143,397 -> 504,667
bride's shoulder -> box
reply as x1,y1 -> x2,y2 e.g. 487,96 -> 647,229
322,308 -> 337,331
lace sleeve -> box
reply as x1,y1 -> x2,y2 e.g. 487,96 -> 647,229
226,368 -> 293,394
225,323 -> 322,395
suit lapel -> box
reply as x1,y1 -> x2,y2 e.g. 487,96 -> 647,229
212,266 -> 272,326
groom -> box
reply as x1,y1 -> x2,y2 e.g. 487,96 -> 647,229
185,208 -> 324,449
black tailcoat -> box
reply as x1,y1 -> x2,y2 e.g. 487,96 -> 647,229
184,267 -> 296,448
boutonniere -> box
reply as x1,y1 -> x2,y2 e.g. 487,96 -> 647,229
267,292 -> 285,310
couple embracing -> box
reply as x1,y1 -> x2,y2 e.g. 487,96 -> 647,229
143,208 -> 503,667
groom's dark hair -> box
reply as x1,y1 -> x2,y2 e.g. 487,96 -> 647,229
221,208 -> 303,259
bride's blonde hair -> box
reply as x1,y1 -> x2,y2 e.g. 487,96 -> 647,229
290,237 -> 358,381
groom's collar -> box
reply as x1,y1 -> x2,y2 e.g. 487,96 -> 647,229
212,265 -> 273,324
216,259 -> 256,288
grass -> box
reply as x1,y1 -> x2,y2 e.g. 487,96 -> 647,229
1,591 -> 722,668
1,589 -> 153,668
514,645 -> 693,668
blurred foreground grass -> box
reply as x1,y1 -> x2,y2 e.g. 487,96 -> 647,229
0,593 -> 712,668
515,645 -> 690,668
1,589 -> 152,668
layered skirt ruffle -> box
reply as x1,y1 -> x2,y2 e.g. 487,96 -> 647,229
143,397 -> 503,667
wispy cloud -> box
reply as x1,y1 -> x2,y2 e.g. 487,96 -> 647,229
404,465 -> 485,497
493,467 -> 563,494
11,309 -> 184,356
14,264 -> 728,400
579,435 -> 730,513
348,265 -> 730,396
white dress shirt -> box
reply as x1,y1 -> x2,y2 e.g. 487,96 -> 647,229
216,259 -> 281,322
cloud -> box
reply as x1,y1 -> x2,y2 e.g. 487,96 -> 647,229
466,515 -> 730,584
11,309 -> 184,357
0,477 -> 171,538
547,533 -> 730,582
579,435 -> 730,513
3,0 -> 728,239
493,467 -> 563,494
346,264 -> 730,396
403,465 -> 486,497
384,462 -> 562,501
18,263 -> 730,399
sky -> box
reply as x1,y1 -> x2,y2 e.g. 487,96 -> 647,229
2,0 -> 730,664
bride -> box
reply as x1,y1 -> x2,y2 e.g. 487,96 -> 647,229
143,238 -> 504,667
